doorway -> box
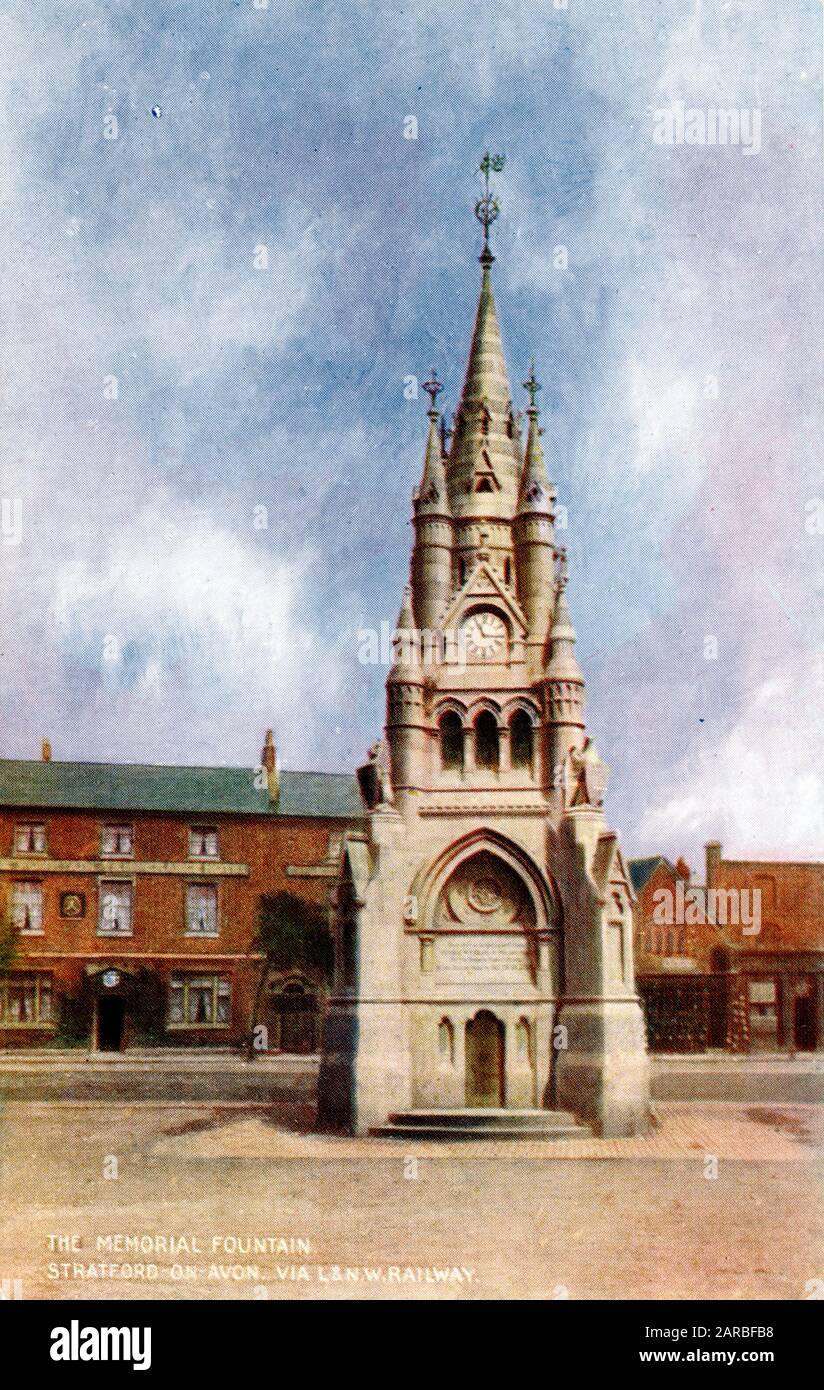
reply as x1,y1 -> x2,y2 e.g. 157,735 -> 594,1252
97,996 -> 126,1052
465,1010 -> 504,1107
793,994 -> 817,1052
273,981 -> 319,1054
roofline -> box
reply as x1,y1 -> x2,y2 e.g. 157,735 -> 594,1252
0,758 -> 356,779
715,858 -> 824,871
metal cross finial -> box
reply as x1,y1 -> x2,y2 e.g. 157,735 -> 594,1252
422,368 -> 443,413
523,358 -> 541,410
475,152 -> 505,248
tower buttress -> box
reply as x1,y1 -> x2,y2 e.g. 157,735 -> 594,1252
385,584 -> 428,808
412,371 -> 453,632
514,363 -> 556,669
544,562 -> 586,805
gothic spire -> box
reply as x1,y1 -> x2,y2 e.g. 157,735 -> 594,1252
517,361 -> 554,514
447,155 -> 522,506
546,557 -> 584,685
414,369 -> 448,515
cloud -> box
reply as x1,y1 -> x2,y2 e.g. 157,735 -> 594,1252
635,656 -> 824,863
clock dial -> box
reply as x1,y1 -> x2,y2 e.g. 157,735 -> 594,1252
461,610 -> 507,660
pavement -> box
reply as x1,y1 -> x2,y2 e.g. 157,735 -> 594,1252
1,1099 -> 822,1299
0,1048 -> 821,1103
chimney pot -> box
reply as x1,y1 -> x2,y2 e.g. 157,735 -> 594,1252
260,729 -> 279,805
41,739 -> 52,763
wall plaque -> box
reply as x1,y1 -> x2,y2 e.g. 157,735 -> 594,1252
435,934 -> 532,983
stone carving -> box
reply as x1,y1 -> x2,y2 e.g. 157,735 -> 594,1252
569,736 -> 609,808
466,876 -> 504,914
356,740 -> 395,810
437,851 -> 534,930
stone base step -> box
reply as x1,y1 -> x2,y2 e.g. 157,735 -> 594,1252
370,1108 -> 592,1140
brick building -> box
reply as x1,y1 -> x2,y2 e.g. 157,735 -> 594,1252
0,736 -> 360,1051
631,842 -> 824,1053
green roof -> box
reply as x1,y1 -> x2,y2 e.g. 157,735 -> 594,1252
0,760 -> 362,820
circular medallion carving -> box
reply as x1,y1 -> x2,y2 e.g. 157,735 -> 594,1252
466,877 -> 504,913
440,851 -> 533,929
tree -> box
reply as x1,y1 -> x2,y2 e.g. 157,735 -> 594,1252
0,887 -> 19,972
246,890 -> 332,1057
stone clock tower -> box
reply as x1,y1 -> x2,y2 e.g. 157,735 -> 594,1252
318,164 -> 650,1138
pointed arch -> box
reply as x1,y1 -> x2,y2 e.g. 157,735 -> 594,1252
409,827 -> 561,936
474,709 -> 499,769
437,1016 -> 455,1065
438,710 -> 464,771
509,708 -> 535,770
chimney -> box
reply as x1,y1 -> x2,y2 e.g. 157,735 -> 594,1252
674,856 -> 691,882
260,729 -> 280,807
705,840 -> 721,886
41,739 -> 52,763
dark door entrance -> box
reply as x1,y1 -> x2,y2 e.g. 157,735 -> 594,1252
794,995 -> 817,1052
465,1010 -> 504,1107
275,983 -> 318,1054
97,997 -> 125,1052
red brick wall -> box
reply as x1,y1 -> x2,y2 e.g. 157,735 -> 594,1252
0,808 -> 346,1047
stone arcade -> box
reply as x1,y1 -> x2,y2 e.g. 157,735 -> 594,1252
318,178 -> 651,1138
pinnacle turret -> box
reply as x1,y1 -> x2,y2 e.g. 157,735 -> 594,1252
411,370 -> 453,631
414,371 -> 449,517
517,362 -> 555,516
545,583 -> 584,684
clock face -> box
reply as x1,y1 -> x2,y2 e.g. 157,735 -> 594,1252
461,610 -> 507,660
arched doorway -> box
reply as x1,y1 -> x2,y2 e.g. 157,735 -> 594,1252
270,980 -> 319,1054
465,1010 -> 504,1107
92,968 -> 130,1052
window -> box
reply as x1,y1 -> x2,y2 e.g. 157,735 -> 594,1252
474,710 -> 499,770
439,711 -> 464,772
437,1017 -> 454,1065
101,824 -> 134,856
189,826 -> 219,859
185,884 -> 218,936
0,973 -> 52,1026
510,710 -> 534,769
11,882 -> 43,935
13,822 -> 46,855
168,974 -> 231,1028
98,882 -> 133,936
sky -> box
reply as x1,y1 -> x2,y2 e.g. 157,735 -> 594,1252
0,0 -> 822,873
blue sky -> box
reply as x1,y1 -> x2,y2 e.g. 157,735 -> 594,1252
1,0 -> 822,870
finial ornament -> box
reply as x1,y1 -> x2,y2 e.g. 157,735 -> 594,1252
422,368 -> 443,415
523,359 -> 541,411
475,152 -> 506,255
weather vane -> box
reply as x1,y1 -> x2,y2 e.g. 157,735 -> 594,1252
421,368 -> 443,413
523,358 -> 541,410
475,152 -> 505,251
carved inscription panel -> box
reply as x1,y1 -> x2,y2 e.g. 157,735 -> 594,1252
435,933 -> 532,984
